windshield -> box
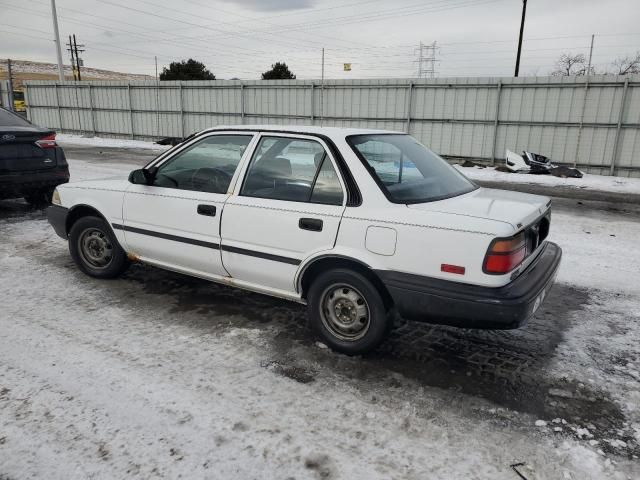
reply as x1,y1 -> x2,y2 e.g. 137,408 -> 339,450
347,134 -> 477,204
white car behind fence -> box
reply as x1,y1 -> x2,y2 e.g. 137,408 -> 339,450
47,126 -> 561,354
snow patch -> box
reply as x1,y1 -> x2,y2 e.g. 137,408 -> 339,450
455,165 -> 640,195
58,134 -> 171,151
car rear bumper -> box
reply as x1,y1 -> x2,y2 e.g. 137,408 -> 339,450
377,241 -> 562,329
0,167 -> 69,199
47,204 -> 69,239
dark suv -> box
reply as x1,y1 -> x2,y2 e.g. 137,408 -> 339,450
0,107 -> 69,204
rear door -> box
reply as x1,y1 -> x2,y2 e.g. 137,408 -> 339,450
221,133 -> 346,293
0,108 -> 58,172
122,132 -> 256,278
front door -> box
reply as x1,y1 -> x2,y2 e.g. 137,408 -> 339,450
122,133 -> 256,278
221,134 -> 346,293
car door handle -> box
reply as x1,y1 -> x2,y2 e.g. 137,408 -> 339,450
299,218 -> 323,232
197,204 -> 216,217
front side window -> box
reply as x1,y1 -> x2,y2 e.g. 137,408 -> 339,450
241,136 -> 344,205
154,135 -> 252,193
347,134 -> 477,204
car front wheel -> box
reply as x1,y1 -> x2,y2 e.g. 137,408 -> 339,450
69,216 -> 129,279
307,268 -> 391,355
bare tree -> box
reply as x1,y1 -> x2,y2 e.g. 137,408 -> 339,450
551,53 -> 594,76
610,52 -> 640,75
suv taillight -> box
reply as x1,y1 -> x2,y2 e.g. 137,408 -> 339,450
483,232 -> 526,275
36,133 -> 57,149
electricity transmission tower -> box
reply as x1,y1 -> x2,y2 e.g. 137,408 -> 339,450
415,41 -> 438,78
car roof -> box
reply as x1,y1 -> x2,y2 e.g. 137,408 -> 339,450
199,124 -> 404,141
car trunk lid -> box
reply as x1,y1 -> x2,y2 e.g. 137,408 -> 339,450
406,187 -> 550,230
0,127 -> 58,173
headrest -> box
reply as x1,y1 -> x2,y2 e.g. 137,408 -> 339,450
263,156 -> 292,177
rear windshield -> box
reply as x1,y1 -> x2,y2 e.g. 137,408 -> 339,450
0,108 -> 32,127
347,134 -> 477,204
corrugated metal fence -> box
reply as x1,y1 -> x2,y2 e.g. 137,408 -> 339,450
24,75 -> 640,177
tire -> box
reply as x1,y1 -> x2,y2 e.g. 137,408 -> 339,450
307,268 -> 392,355
68,216 -> 129,279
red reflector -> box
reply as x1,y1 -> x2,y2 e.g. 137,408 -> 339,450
441,264 -> 465,275
36,133 -> 57,149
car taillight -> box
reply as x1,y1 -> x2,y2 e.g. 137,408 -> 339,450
483,232 -> 526,275
36,133 -> 57,149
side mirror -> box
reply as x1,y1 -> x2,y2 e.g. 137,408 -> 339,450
128,167 -> 158,185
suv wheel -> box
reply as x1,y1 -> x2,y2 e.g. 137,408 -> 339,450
69,216 -> 129,279
307,268 -> 391,355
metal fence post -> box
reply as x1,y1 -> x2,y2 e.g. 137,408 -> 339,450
88,84 -> 96,135
490,81 -> 503,166
610,77 -> 629,176
55,83 -> 63,131
310,83 -> 315,125
179,83 -> 185,137
25,85 -> 32,122
574,76 -> 590,167
405,81 -> 414,133
127,83 -> 134,139
240,83 -> 245,125
7,59 -> 15,112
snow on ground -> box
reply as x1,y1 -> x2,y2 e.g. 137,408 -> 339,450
550,209 -> 640,294
1,157 -> 639,479
455,164 -> 640,195
57,134 -> 172,152
1,60 -> 151,81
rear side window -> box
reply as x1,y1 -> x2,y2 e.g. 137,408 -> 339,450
347,134 -> 477,204
0,108 -> 32,127
241,136 -> 344,205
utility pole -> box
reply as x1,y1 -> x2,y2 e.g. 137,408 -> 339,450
514,0 -> 527,77
320,48 -> 324,125
587,34 -> 595,76
67,36 -> 76,80
154,55 -> 160,137
73,35 -> 85,81
50,0 -> 65,81
66,35 -> 84,81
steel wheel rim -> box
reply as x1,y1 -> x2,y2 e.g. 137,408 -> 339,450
320,283 -> 370,341
78,227 -> 113,269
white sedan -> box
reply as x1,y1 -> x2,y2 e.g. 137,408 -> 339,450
47,126 -> 561,354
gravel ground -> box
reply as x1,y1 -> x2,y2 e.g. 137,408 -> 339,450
0,148 -> 639,479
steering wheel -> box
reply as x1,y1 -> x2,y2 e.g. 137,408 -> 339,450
190,167 -> 232,193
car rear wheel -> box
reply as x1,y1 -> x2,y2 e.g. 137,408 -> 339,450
307,268 -> 391,355
69,216 -> 129,279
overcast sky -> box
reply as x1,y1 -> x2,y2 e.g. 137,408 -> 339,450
1,0 -> 639,79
